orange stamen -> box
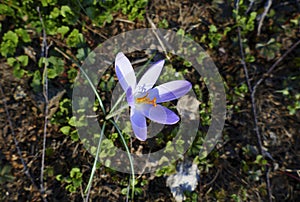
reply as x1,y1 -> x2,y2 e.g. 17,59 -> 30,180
136,93 -> 157,107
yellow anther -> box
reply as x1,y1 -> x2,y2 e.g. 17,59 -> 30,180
136,93 -> 157,107
136,93 -> 148,102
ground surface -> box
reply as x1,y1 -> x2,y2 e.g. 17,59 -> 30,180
0,0 -> 300,201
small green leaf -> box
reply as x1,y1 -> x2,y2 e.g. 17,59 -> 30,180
7,55 -> 28,78
60,5 -> 73,17
68,116 -> 77,126
73,179 -> 82,187
70,130 -> 79,141
164,141 -> 174,153
30,70 -> 41,92
13,67 -> 23,78
0,31 -> 19,57
276,88 -> 289,96
15,28 -> 31,43
60,126 -> 71,135
17,55 -> 29,66
85,7 -> 98,19
56,174 -> 63,181
67,67 -> 78,82
158,18 -> 169,28
47,56 -> 65,78
66,29 -> 84,47
254,155 -> 264,165
177,28 -> 185,36
57,26 -> 70,39
0,4 -> 15,16
65,177 -> 72,184
121,188 -> 128,195
50,7 -> 60,18
68,115 -> 89,128
76,48 -> 87,61
3,31 -> 18,44
6,58 -> 17,66
70,168 -> 80,178
256,38 -> 281,60
209,25 -> 217,32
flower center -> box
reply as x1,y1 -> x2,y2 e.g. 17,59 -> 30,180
135,93 -> 157,107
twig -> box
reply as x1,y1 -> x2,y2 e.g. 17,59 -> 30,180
252,39 -> 300,95
236,13 -> 264,155
146,14 -> 169,59
252,40 -> 300,202
37,7 -> 51,200
246,0 -> 255,14
235,1 -> 272,201
279,170 -> 300,182
203,168 -> 220,188
257,0 -> 272,36
0,83 -> 46,201
239,36 -> 300,201
238,25 -> 264,155
266,166 -> 272,202
115,18 -> 135,24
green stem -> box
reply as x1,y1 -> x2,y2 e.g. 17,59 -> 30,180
109,91 -> 126,115
109,119 -> 135,199
84,121 -> 106,194
80,68 -> 106,116
105,103 -> 129,120
55,47 -> 106,116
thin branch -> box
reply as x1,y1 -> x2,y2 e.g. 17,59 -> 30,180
84,122 -> 106,202
246,0 -> 255,14
266,166 -> 272,202
236,1 -> 264,155
251,40 -> 300,202
0,83 -> 46,201
257,0 -> 272,36
37,7 -> 51,199
238,28 -> 264,154
279,170 -> 300,182
235,1 -> 272,201
203,168 -> 220,188
253,39 -> 300,95
238,36 -> 300,202
146,14 -> 169,59
237,26 -> 253,94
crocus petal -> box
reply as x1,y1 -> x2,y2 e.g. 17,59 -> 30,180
115,52 -> 136,92
136,60 -> 164,93
148,80 -> 192,103
139,104 -> 179,124
126,87 -> 134,107
130,108 -> 147,141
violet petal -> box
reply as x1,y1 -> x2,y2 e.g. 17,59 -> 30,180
136,60 -> 164,93
115,52 -> 136,92
148,80 -> 192,103
139,104 -> 179,124
130,108 -> 147,141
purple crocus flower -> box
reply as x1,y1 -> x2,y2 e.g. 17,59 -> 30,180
115,52 -> 192,141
